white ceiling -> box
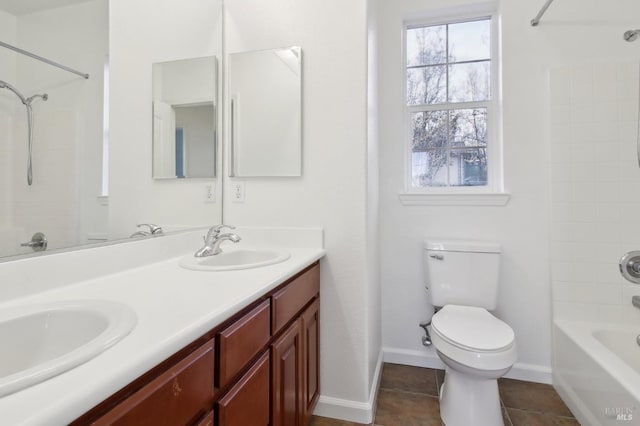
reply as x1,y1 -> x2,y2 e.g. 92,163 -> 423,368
0,0 -> 92,16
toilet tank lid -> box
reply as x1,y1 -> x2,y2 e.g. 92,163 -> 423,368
424,240 -> 501,253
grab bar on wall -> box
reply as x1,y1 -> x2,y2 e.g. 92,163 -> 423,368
531,0 -> 556,26
0,41 -> 89,79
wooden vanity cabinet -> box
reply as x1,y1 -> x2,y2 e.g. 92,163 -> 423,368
217,351 -> 270,426
272,319 -> 303,426
196,411 -> 215,426
76,262 -> 320,426
217,300 -> 271,388
301,298 -> 320,425
91,339 -> 215,426
271,265 -> 320,426
271,298 -> 320,426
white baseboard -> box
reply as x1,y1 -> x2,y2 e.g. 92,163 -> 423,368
383,346 -> 552,384
313,350 -> 384,423
504,362 -> 552,384
383,346 -> 445,369
369,349 -> 384,422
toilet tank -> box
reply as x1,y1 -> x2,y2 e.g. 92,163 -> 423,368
424,240 -> 501,310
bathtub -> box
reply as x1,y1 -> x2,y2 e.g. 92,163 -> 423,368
554,320 -> 640,425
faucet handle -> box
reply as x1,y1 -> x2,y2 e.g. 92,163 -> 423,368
207,224 -> 236,238
212,224 -> 236,233
137,223 -> 163,235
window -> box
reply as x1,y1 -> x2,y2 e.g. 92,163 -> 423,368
405,15 -> 500,193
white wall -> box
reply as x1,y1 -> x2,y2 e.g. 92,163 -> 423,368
109,0 -> 223,239
378,0 -> 640,384
366,0 -> 382,401
224,0 -> 381,422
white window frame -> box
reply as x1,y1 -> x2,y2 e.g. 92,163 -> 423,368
400,7 -> 509,206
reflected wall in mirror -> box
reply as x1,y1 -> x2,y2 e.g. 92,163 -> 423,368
152,56 -> 217,179
229,46 -> 302,177
0,0 -> 224,261
0,0 -> 109,258
108,0 -> 223,242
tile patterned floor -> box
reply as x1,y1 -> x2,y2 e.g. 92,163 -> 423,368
310,363 -> 579,426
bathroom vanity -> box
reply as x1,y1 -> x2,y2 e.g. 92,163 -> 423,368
74,262 -> 320,425
0,228 -> 324,426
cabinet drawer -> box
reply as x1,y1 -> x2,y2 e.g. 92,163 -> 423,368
196,411 -> 214,426
272,264 -> 319,335
217,351 -> 270,426
94,339 -> 214,426
218,299 -> 270,387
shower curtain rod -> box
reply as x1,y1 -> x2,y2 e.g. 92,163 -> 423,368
0,40 -> 89,79
531,0 -> 556,26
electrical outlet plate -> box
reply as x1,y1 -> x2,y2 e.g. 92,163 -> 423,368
233,181 -> 245,203
204,184 -> 215,203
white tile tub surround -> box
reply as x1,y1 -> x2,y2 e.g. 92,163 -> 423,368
549,63 -> 640,323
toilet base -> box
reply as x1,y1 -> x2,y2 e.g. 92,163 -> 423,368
439,368 -> 504,426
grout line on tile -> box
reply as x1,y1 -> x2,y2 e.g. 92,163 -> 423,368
501,399 -> 514,426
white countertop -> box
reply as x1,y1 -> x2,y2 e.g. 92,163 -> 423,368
0,228 -> 324,425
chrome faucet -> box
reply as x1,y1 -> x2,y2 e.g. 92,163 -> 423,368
194,225 -> 241,257
130,223 -> 163,238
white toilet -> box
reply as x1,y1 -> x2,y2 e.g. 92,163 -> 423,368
424,240 -> 516,426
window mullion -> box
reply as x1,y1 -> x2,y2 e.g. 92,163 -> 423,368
445,110 -> 451,186
445,23 -> 449,104
407,100 -> 489,113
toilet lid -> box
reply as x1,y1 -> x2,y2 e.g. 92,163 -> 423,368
431,305 -> 514,352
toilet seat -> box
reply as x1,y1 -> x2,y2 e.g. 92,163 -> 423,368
432,305 -> 514,352
431,305 -> 516,371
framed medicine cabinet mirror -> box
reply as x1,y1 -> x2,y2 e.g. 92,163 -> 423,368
152,56 -> 218,179
228,46 -> 302,177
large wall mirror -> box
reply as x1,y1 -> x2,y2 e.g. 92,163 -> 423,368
229,46 -> 302,177
152,56 -> 217,179
0,0 -> 223,260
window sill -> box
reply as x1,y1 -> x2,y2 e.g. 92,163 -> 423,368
398,192 -> 510,206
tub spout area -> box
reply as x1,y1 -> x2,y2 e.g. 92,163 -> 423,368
632,295 -> 640,310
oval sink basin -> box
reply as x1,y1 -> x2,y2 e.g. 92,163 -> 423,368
0,300 -> 136,397
180,248 -> 290,271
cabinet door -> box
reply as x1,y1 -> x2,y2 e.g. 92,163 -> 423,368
217,351 -> 270,426
195,411 -> 214,426
271,319 -> 303,426
301,299 -> 320,425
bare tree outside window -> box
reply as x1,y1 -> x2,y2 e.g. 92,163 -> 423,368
406,18 -> 492,188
